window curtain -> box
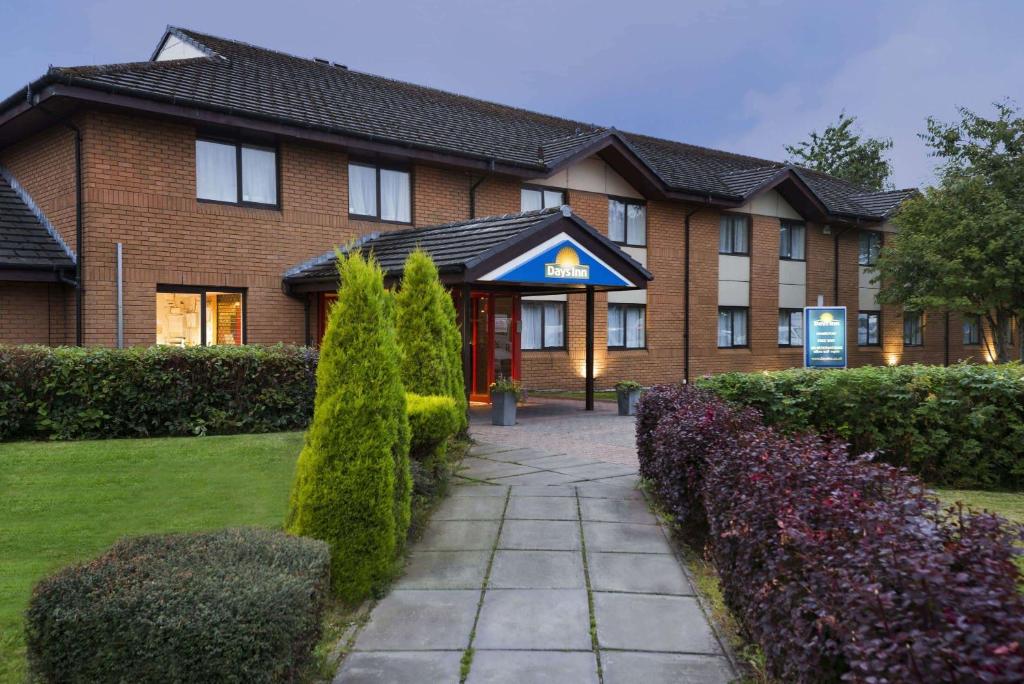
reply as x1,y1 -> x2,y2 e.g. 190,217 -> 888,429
380,169 -> 411,222
521,303 -> 542,349
521,188 -> 542,211
790,224 -> 805,260
349,164 -> 377,216
718,310 -> 732,347
543,303 -> 564,347
607,305 -> 625,346
241,147 -> 277,204
543,190 -> 564,208
733,310 -> 748,346
608,200 -> 626,242
732,218 -> 749,253
790,311 -> 803,346
625,306 -> 645,348
196,140 -> 237,202
778,311 -> 790,345
626,204 -> 646,245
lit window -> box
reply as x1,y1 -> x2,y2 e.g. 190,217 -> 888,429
778,308 -> 803,347
608,304 -> 645,349
903,311 -> 924,346
858,311 -> 880,346
718,307 -> 748,348
196,139 -> 277,205
156,287 -> 244,346
779,221 -> 805,260
521,301 -> 565,350
608,199 -> 646,246
963,315 -> 981,345
521,187 -> 564,211
719,215 -> 749,255
348,163 -> 411,223
858,231 -> 882,266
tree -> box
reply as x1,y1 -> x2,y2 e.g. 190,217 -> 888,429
286,249 -> 411,601
876,102 -> 1024,363
394,249 -> 468,430
786,112 -> 894,191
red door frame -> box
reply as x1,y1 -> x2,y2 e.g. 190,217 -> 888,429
469,292 -> 520,403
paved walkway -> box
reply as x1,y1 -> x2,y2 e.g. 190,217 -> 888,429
335,435 -> 734,683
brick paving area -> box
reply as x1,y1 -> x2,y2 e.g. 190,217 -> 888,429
334,441 -> 734,683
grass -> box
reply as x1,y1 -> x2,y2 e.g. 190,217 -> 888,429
0,431 -> 304,683
935,488 -> 1024,523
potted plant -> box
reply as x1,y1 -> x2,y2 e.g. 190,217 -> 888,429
489,377 -> 522,426
614,381 -> 643,416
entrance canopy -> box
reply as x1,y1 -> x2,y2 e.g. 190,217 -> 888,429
282,205 -> 652,294
283,206 -> 653,411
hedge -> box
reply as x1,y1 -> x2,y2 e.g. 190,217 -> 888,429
637,385 -> 1024,683
25,528 -> 330,683
698,363 -> 1024,488
0,344 -> 317,441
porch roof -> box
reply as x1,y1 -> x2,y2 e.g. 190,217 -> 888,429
283,206 -> 653,294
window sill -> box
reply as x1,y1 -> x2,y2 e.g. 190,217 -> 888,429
717,346 -> 750,350
522,348 -> 567,353
607,346 -> 647,352
198,198 -> 281,211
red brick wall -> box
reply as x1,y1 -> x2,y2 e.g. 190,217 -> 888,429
0,282 -> 70,345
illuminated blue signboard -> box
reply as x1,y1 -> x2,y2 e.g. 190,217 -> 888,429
478,234 -> 633,287
804,306 -> 847,368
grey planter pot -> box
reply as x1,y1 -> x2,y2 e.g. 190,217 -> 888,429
616,388 -> 641,416
491,391 -> 517,426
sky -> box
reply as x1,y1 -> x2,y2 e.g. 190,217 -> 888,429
2,0 -> 1021,189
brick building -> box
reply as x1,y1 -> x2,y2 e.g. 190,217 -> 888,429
0,27 -> 987,397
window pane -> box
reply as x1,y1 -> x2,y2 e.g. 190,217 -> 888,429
543,190 -> 564,208
719,218 -> 732,253
240,147 -> 277,204
156,292 -> 202,346
196,140 -> 237,202
521,188 -> 543,212
858,314 -> 868,345
790,311 -> 803,347
734,219 -> 748,253
733,309 -> 748,346
718,310 -> 731,347
626,204 -> 646,245
380,169 -> 411,222
608,200 -> 626,242
607,305 -> 625,347
207,292 -> 244,345
521,302 -> 542,349
625,306 -> 645,348
790,224 -> 805,259
779,224 -> 790,258
543,302 -> 564,347
349,164 -> 377,216
778,310 -> 789,345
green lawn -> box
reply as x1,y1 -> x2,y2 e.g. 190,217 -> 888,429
0,432 -> 303,683
935,488 -> 1024,523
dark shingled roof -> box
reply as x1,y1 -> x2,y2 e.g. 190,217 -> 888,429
0,167 -> 75,271
25,26 -> 914,221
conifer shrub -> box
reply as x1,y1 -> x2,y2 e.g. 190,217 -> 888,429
286,251 -> 410,602
406,393 -> 460,478
395,249 -> 468,430
25,528 -> 329,683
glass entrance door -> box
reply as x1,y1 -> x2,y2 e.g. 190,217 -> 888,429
469,293 -> 519,403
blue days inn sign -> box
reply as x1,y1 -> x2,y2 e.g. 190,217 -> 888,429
804,306 -> 848,368
477,233 -> 633,288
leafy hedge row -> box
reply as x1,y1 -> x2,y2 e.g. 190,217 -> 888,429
26,529 -> 330,683
0,344 -> 317,441
698,363 -> 1024,488
637,385 -> 1024,683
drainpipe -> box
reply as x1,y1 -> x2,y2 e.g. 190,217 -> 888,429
468,173 -> 488,219
683,207 -> 699,384
115,242 -> 124,348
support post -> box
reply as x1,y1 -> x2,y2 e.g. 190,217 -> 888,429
460,286 -> 472,402
585,286 -> 595,411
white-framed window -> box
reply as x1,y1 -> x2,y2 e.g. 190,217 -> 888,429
196,139 -> 277,206
903,311 -> 924,346
779,221 -> 806,260
858,311 -> 881,346
155,286 -> 245,347
608,198 -> 646,246
963,314 -> 981,345
608,303 -> 646,349
719,214 -> 750,255
521,186 -> 564,211
718,307 -> 748,348
859,230 -> 882,266
521,301 -> 566,350
778,308 -> 803,347
348,162 -> 411,223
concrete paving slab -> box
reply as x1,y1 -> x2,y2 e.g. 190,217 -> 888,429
433,496 -> 507,521
507,485 -> 576,497
589,473 -> 640,487
354,590 -> 479,651
505,496 -> 578,521
466,650 -> 599,684
395,551 -> 491,590
499,519 -> 581,550
474,589 -> 591,650
553,463 -> 638,479
450,485 -> 509,497
488,471 -> 581,486
582,521 -> 673,554
600,651 -> 733,684
479,447 -> 565,463
574,483 -> 645,500
588,552 -> 693,595
418,520 -> 501,551
522,454 -> 601,469
580,497 -> 658,525
334,651 -> 463,683
593,593 -> 721,654
488,550 -> 585,589
459,462 -> 541,479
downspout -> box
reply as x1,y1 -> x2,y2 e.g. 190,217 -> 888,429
683,207 -> 699,384
468,161 -> 494,219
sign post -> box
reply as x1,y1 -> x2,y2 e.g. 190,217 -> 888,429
803,306 -> 847,368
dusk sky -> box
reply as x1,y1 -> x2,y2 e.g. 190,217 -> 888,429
3,0 -> 1021,189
